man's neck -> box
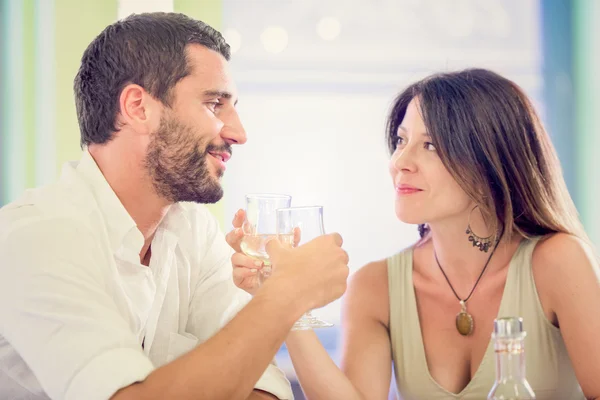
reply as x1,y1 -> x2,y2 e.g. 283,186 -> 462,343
88,143 -> 171,265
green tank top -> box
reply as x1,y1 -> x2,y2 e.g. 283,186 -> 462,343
387,238 -> 583,399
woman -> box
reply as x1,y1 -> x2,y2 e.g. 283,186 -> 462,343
227,69 -> 600,399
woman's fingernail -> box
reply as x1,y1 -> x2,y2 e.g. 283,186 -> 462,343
254,260 -> 262,267
250,269 -> 257,273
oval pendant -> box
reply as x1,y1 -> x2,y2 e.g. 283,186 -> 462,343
456,312 -> 474,336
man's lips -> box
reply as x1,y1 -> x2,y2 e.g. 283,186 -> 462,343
208,151 -> 231,163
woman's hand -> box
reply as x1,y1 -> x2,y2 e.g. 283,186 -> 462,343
226,209 -> 263,295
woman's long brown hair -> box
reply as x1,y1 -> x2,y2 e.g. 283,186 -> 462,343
386,68 -> 590,245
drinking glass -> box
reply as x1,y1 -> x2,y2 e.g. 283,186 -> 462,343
277,206 -> 334,330
240,194 -> 292,285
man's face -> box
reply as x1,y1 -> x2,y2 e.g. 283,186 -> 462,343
145,44 -> 246,204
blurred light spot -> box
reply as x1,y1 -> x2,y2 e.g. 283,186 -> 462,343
224,28 -> 242,54
317,17 -> 341,41
261,26 -> 288,54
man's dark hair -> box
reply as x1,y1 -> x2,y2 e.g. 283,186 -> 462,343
74,12 -> 230,147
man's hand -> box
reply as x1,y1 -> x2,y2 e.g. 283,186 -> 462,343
265,231 -> 349,311
227,208 -> 350,312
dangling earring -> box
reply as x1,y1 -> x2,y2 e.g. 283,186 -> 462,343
465,205 -> 494,252
418,223 -> 429,238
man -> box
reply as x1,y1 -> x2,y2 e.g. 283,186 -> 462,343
0,12 -> 349,400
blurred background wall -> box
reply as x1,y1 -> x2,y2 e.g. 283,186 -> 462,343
1,0 -> 598,398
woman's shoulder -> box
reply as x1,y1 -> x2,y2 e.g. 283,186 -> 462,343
532,232 -> 596,272
534,231 -> 590,253
351,242 -> 419,289
344,242 -> 422,326
531,232 -> 599,316
349,259 -> 388,296
344,259 -> 391,326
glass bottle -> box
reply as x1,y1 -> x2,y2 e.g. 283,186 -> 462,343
487,317 -> 536,400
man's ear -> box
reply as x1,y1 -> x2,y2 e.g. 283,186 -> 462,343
117,83 -> 160,135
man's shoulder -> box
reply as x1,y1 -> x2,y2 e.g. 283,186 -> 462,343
0,183 -> 97,245
0,207 -> 94,245
0,208 -> 101,279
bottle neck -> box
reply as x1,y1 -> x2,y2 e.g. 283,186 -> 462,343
494,336 -> 527,381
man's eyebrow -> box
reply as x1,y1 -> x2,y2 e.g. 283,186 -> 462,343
203,90 -> 232,98
202,90 -> 237,106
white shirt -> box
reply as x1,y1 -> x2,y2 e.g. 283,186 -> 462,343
0,150 -> 293,400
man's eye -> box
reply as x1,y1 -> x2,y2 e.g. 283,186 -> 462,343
207,101 -> 223,113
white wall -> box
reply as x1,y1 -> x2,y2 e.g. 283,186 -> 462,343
222,0 -> 543,324
223,92 -> 421,323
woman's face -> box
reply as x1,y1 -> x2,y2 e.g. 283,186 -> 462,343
389,98 -> 473,226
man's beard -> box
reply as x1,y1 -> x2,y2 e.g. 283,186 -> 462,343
145,115 -> 231,204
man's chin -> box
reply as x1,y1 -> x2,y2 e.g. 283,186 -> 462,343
193,180 -> 224,204
165,180 -> 223,204
199,191 -> 224,204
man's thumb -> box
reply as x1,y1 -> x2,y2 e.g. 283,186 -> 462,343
265,237 -> 284,259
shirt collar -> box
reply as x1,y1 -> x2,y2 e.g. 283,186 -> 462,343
64,150 -> 193,258
72,149 -> 142,254
160,202 -> 191,236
